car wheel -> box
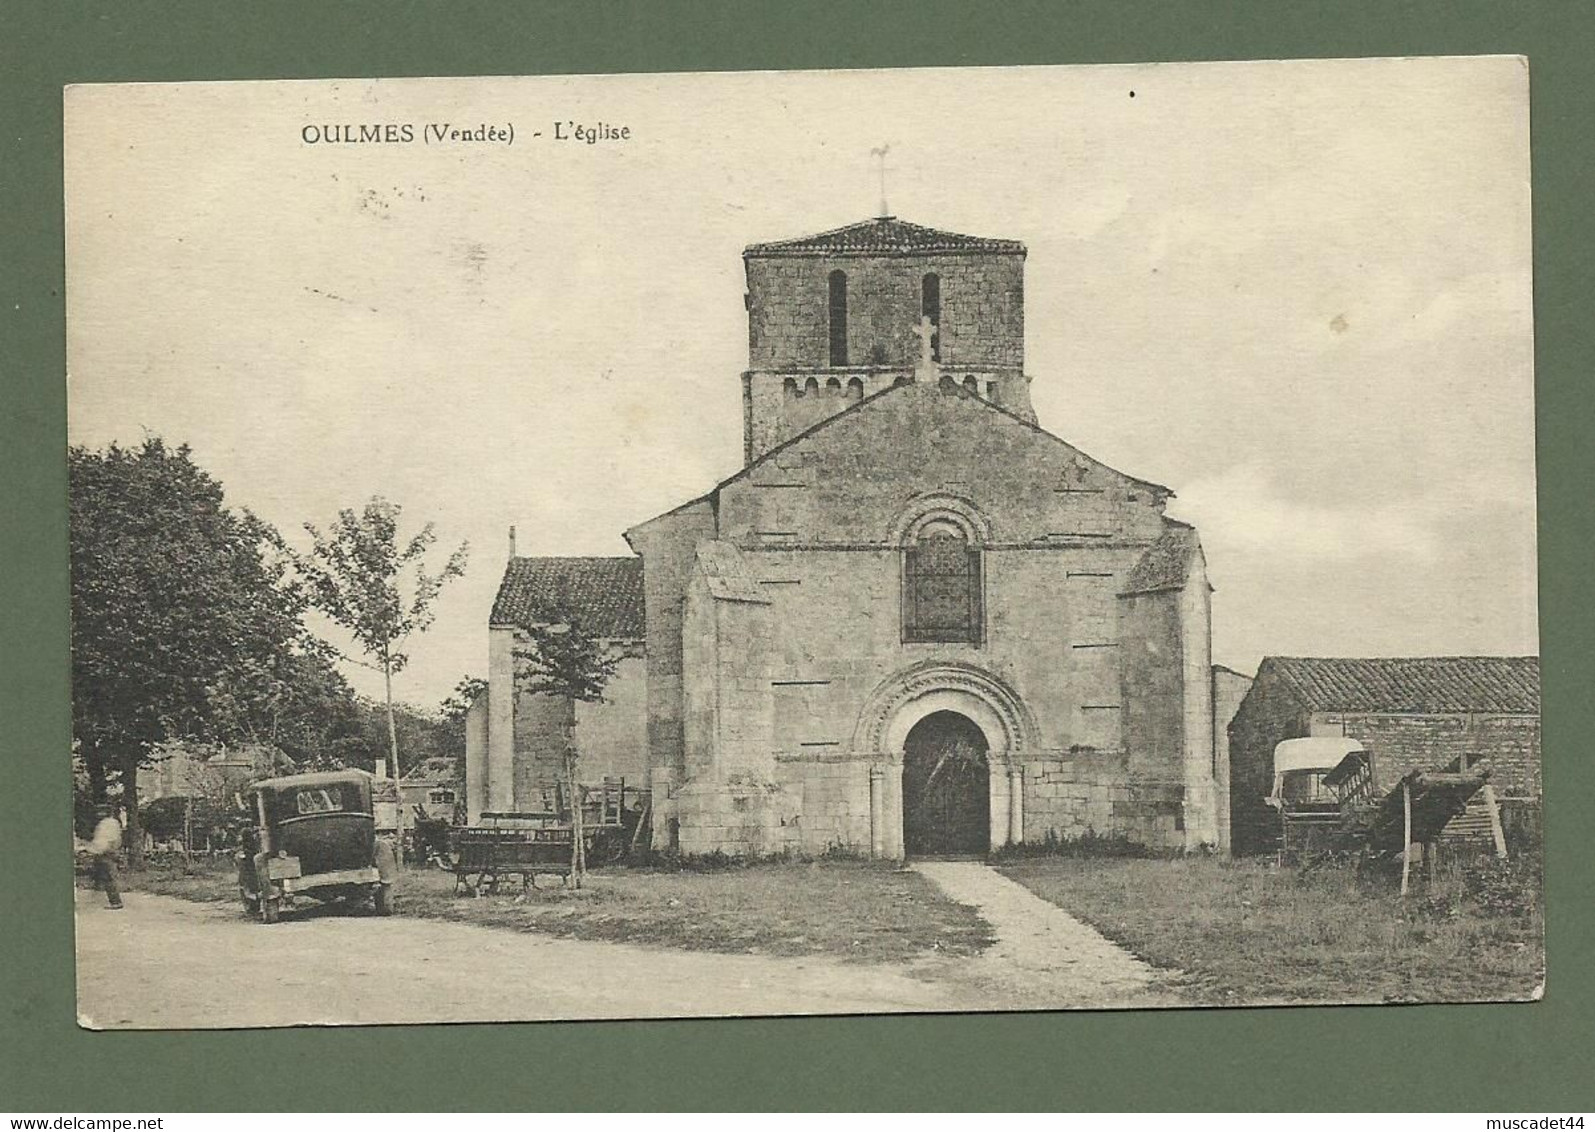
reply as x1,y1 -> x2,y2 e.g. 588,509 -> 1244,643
262,896 -> 281,924
374,883 -> 395,916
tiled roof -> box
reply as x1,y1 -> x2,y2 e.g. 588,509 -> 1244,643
1121,527 -> 1197,595
490,556 -> 645,639
1266,656 -> 1540,715
402,757 -> 459,784
744,216 -> 1026,258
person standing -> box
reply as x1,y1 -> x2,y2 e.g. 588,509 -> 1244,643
87,803 -> 124,909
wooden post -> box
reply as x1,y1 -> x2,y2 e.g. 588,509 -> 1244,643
1482,783 -> 1509,859
565,701 -> 584,889
383,653 -> 405,868
1400,779 -> 1413,898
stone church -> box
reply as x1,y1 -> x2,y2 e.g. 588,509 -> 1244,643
465,215 -> 1223,858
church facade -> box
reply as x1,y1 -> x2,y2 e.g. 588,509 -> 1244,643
467,216 -> 1224,858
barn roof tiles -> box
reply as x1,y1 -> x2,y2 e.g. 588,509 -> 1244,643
490,556 -> 645,639
1266,656 -> 1540,715
744,216 -> 1026,258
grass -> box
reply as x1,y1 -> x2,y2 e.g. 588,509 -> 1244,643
998,854 -> 1544,1006
119,855 -> 994,967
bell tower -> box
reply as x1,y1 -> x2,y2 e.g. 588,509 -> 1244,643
740,216 -> 1033,464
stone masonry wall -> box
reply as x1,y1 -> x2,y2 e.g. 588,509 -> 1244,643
745,253 -> 1025,371
624,501 -> 717,849
677,547 -> 793,856
743,365 -> 1037,466
1210,666 -> 1255,854
1115,588 -> 1190,849
1021,747 -> 1179,846
686,384 -> 1200,853
575,653 -> 649,785
1227,670 -> 1542,858
1312,711 -> 1541,801
774,757 -> 872,855
486,625 -> 517,812
508,650 -> 648,806
1177,555 -> 1217,848
463,695 -> 489,824
720,380 -> 1168,551
1226,672 -> 1310,855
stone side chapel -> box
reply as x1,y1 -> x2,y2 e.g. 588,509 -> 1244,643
467,215 -> 1227,858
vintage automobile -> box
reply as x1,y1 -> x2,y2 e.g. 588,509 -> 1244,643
235,769 -> 398,923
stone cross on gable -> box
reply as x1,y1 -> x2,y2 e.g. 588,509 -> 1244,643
911,315 -> 938,374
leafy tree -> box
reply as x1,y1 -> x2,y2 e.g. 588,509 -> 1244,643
204,637 -> 367,768
317,696 -> 457,775
294,498 -> 468,794
140,766 -> 235,853
439,675 -> 488,758
440,675 -> 489,728
515,604 -> 619,884
70,439 -> 308,866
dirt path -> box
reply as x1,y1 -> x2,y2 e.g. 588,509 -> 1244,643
911,861 -> 1170,1008
76,862 -> 1175,1028
74,888 -> 980,1028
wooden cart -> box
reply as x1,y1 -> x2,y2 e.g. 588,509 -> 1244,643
450,778 -> 633,895
1266,738 -> 1365,860
1325,751 -> 1504,895
452,814 -> 575,894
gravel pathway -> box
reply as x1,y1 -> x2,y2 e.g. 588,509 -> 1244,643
911,860 -> 1168,1008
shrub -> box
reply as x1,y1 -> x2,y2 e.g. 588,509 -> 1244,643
1460,850 -> 1541,919
989,827 -> 1163,861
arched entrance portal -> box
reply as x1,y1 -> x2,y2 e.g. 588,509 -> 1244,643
902,711 -> 991,856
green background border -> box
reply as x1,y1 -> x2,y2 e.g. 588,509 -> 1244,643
4,0 -> 1591,1112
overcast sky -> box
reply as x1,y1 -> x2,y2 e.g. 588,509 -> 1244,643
65,57 -> 1537,708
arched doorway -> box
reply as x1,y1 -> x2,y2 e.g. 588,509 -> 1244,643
902,711 -> 990,856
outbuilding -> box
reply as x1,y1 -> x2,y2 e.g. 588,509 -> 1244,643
1227,656 -> 1540,855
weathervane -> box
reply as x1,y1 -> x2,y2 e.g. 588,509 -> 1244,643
870,143 -> 890,217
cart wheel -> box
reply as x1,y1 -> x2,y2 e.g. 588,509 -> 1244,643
262,896 -> 281,925
374,883 -> 395,916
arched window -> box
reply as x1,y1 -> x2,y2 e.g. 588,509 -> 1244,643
903,518 -> 983,644
921,273 -> 942,361
828,269 -> 849,367
846,376 -> 865,400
